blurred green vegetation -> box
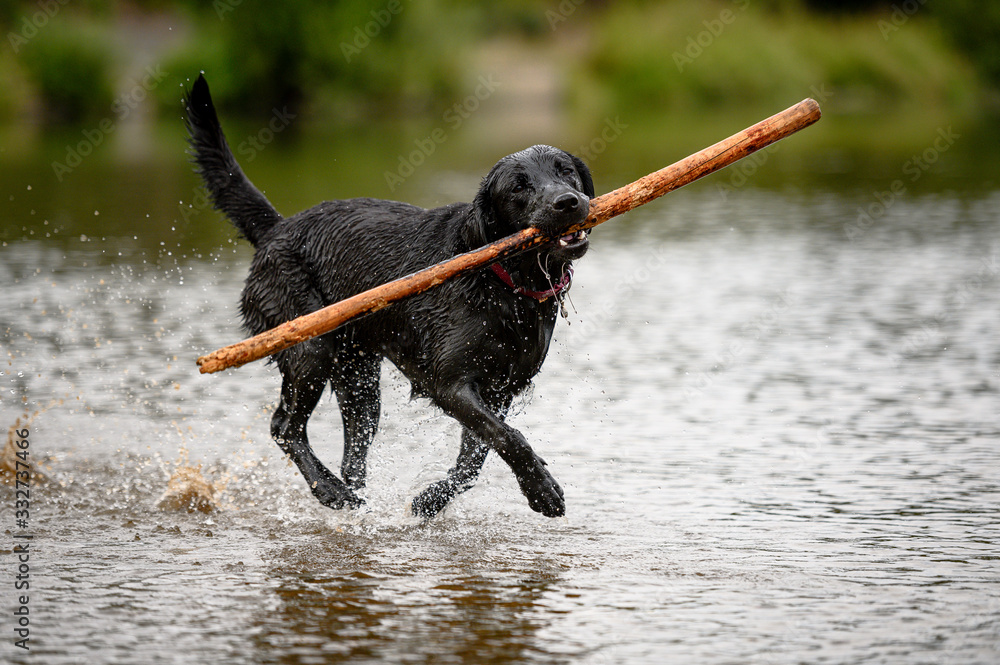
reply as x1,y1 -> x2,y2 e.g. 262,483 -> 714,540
573,1 -> 982,118
0,0 -> 997,124
932,1 -> 1000,89
159,0 -> 471,118
18,17 -> 118,122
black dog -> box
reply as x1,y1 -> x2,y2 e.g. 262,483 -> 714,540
186,75 -> 593,518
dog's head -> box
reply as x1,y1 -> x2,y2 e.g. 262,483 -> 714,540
467,145 -> 594,262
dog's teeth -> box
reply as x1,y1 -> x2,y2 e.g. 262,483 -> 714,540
559,238 -> 569,246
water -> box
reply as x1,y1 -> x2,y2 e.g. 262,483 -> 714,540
3,139 -> 1000,663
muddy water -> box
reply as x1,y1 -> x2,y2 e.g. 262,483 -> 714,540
3,188 -> 999,664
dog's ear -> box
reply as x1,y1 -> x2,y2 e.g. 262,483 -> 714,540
571,154 -> 595,198
463,178 -> 494,249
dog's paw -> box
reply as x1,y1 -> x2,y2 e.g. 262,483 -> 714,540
411,481 -> 456,519
517,454 -> 565,518
310,478 -> 364,510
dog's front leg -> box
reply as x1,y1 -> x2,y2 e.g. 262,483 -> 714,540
432,384 -> 565,517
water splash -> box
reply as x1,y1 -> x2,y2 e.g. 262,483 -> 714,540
155,444 -> 230,513
1,398 -> 62,484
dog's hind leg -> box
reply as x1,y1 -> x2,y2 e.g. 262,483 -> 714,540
331,353 -> 381,490
271,345 -> 362,509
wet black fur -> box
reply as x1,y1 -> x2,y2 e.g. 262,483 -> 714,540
186,74 -> 594,518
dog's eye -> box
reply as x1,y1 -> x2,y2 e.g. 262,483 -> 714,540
559,165 -> 575,177
512,182 -> 526,194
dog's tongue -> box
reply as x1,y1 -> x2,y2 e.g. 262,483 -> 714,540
558,230 -> 586,246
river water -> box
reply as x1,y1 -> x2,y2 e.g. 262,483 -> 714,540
3,148 -> 1000,663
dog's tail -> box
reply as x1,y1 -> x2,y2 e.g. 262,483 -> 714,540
185,74 -> 281,247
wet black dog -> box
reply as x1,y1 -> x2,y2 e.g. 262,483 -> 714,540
186,74 -> 593,518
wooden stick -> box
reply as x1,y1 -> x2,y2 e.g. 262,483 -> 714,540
197,98 -> 821,374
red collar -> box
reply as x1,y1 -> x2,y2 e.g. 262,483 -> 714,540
489,263 -> 573,301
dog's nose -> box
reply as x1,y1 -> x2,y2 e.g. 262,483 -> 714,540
553,192 -> 583,212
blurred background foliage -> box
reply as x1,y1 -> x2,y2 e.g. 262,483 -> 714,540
0,0 -> 997,125
577,1 -> 981,116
